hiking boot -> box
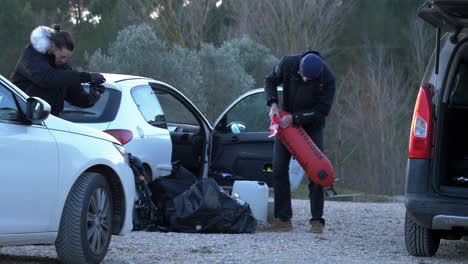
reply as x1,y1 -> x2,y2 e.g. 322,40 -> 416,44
259,219 -> 292,232
310,220 -> 324,234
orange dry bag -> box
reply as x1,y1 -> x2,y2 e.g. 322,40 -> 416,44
270,110 -> 335,187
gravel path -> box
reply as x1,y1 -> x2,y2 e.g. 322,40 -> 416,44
1,200 -> 468,264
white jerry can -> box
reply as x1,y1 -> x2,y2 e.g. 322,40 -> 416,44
232,180 -> 269,223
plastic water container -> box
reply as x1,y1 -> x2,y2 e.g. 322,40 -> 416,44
232,180 -> 269,223
289,158 -> 305,192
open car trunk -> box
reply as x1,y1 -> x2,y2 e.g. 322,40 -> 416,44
418,0 -> 468,195
441,107 -> 468,187
438,51 -> 468,194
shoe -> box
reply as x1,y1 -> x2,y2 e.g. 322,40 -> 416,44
310,220 -> 324,234
259,219 -> 292,232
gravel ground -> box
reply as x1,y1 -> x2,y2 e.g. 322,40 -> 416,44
1,200 -> 468,264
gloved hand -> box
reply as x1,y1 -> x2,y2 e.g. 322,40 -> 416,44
88,85 -> 102,106
79,72 -> 106,85
90,83 -> 106,94
89,72 -> 106,85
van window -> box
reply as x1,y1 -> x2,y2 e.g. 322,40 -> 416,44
449,62 -> 468,106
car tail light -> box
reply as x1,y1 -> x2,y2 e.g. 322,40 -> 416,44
104,129 -> 133,145
409,84 -> 434,159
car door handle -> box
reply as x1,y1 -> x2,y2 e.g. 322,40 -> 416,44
231,135 -> 239,143
157,164 -> 172,172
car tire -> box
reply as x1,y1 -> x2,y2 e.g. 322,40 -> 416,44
55,172 -> 113,264
405,212 -> 440,257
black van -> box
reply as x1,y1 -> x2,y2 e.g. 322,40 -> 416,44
405,0 -> 468,257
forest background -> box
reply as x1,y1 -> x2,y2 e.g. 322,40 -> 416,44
0,0 -> 434,195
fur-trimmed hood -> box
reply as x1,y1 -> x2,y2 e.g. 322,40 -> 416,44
30,26 -> 54,54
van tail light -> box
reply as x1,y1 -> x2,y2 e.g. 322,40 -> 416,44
409,84 -> 434,159
104,129 -> 133,145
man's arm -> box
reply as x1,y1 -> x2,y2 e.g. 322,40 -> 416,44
265,57 -> 288,119
292,70 -> 336,126
265,57 -> 287,107
21,48 -> 90,89
65,83 -> 101,108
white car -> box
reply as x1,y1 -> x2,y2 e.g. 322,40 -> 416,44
62,74 -> 295,188
0,75 -> 135,264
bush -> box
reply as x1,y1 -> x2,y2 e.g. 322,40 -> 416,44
220,36 -> 278,88
87,24 -> 278,122
198,43 -> 254,121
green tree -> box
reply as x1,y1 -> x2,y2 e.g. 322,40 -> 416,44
332,0 -> 426,71
0,1 -> 35,76
87,24 -> 279,122
26,0 -> 71,26
73,0 -> 154,68
87,24 -> 205,113
149,0 -> 234,49
223,0 -> 355,58
198,42 -> 254,121
324,0 -> 433,194
203,2 -> 236,46
220,36 -> 278,88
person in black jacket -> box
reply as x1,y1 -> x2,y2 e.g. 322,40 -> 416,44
10,24 -> 105,116
262,51 -> 335,233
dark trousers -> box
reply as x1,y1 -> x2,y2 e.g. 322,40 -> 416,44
273,127 -> 325,224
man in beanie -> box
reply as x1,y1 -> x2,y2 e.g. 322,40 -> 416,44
262,51 -> 335,233
11,25 -> 106,116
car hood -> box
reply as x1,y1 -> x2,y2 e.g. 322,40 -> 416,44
44,114 -> 120,144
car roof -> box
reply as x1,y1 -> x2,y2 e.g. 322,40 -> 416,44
101,73 -> 153,84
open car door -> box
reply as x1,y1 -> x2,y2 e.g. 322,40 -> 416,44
418,0 -> 468,30
417,0 -> 468,87
149,82 -> 212,179
209,88 -> 283,187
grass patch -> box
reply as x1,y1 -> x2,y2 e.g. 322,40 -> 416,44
291,183 -> 309,199
291,183 -> 361,199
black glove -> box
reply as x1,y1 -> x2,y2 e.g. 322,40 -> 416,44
89,72 -> 106,85
88,86 -> 102,106
90,83 -> 106,94
79,72 -> 106,85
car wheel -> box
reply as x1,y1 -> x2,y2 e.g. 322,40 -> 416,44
56,172 -> 113,264
405,212 -> 440,257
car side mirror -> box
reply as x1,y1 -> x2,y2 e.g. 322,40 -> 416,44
227,121 -> 247,134
26,97 -> 51,121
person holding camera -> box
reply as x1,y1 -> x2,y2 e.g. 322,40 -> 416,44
10,24 -> 105,116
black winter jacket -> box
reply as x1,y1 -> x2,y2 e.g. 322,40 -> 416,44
10,30 -> 95,116
264,51 -> 336,129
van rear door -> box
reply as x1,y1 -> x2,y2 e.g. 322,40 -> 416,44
418,0 -> 468,29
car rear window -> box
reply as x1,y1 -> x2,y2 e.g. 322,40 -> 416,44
131,85 -> 167,129
61,85 -> 121,123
